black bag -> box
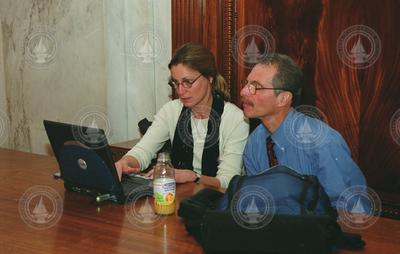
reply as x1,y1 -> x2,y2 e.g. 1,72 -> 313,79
178,188 -> 224,243
178,165 -> 365,254
202,211 -> 342,254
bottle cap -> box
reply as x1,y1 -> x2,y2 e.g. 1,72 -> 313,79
157,152 -> 171,163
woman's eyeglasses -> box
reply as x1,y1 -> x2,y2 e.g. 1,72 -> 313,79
168,74 -> 202,89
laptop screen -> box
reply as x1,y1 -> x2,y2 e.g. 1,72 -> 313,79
43,120 -> 122,196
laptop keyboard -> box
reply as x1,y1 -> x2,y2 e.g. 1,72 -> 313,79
121,174 -> 153,196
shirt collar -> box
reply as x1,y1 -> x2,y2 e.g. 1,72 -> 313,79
267,108 -> 296,150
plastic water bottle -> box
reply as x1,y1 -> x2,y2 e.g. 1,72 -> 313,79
153,152 -> 176,215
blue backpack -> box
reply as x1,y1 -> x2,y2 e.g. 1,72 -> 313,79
216,165 -> 337,217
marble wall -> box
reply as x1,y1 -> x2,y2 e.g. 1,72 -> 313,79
105,0 -> 171,144
0,0 -> 171,155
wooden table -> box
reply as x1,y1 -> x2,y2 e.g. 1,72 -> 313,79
0,148 -> 399,254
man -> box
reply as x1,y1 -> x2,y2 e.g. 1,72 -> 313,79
240,53 -> 366,207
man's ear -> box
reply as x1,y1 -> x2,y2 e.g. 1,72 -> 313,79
277,91 -> 292,107
206,75 -> 213,84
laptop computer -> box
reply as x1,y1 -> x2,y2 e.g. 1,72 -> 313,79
43,120 -> 152,203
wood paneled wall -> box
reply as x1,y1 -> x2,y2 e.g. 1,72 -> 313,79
171,0 -> 400,203
172,0 -> 237,100
313,1 -> 400,199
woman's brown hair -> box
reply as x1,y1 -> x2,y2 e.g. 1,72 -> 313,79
168,43 -> 230,100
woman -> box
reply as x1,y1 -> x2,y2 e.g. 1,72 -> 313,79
115,43 -> 249,189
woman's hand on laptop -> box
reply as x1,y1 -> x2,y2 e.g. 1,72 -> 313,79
144,168 -> 196,183
144,169 -> 154,179
114,156 -> 141,181
175,169 -> 197,183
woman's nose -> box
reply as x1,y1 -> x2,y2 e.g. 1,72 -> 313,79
175,84 -> 186,96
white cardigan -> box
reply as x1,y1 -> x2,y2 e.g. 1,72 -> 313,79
126,99 -> 249,188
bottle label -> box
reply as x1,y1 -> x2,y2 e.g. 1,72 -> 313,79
153,178 -> 176,205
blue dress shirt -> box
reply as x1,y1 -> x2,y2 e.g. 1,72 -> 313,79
243,109 -> 366,207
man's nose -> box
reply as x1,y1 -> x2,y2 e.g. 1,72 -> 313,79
239,85 -> 248,97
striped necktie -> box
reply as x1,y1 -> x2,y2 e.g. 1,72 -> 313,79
266,136 -> 278,167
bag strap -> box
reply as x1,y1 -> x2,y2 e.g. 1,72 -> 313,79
299,175 -> 338,217
322,193 -> 338,218
307,176 -> 320,212
299,176 -> 312,215
226,175 -> 240,208
309,176 -> 338,218
235,175 -> 246,194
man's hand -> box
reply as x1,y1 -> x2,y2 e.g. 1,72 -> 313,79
114,159 -> 140,181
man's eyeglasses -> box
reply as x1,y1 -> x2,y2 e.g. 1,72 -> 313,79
240,79 -> 287,95
168,74 -> 202,89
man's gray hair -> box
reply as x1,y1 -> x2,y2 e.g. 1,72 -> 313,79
259,54 -> 303,106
